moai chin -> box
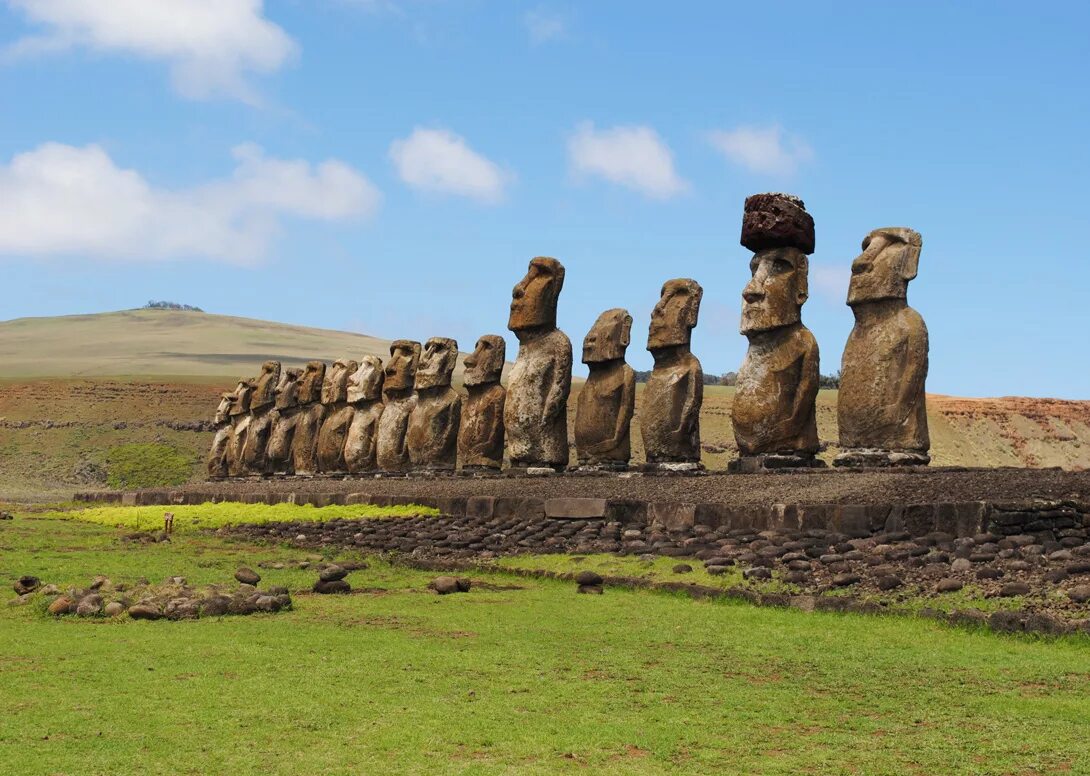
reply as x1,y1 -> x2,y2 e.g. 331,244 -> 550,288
266,368 -> 301,475
575,309 -> 636,470
504,257 -> 573,471
226,379 -> 255,477
206,392 -> 235,479
316,358 -> 359,473
344,356 -> 385,474
640,280 -> 704,470
407,337 -> 461,471
836,227 -> 930,467
290,360 -> 327,476
240,360 -> 281,475
731,193 -> 821,472
375,340 -> 421,472
458,335 -> 507,470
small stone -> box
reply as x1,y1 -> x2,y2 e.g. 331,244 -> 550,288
254,595 -> 279,612
672,564 -> 693,574
39,584 -> 59,596
234,567 -> 261,585
295,534 -> 307,543
577,585 -> 604,595
88,575 -> 110,591
976,567 -> 1003,580
47,595 -> 74,615
998,582 -> 1031,597
876,575 -> 903,591
936,578 -> 963,593
574,570 -> 603,587
1044,569 -> 1069,584
989,611 -> 1025,633
832,573 -> 861,588
8,593 -> 33,607
1067,585 -> 1090,604
128,603 -> 163,620
783,571 -> 810,585
313,579 -> 351,595
706,565 -> 731,576
1066,562 -> 1090,576
950,558 -> 972,573
104,601 -> 125,617
13,575 -> 40,595
200,596 -> 231,617
75,594 -> 103,617
318,565 -> 349,582
743,567 -> 772,581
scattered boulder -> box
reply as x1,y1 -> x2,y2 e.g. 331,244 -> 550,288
319,565 -> 349,583
742,567 -> 772,581
0,510 -> 13,520
998,582 -> 1031,597
832,573 -> 861,588
574,570 -> 603,587
8,593 -> 33,607
104,601 -> 126,617
48,596 -> 74,615
875,575 -> 903,591
429,576 -> 470,595
88,576 -> 110,591
672,564 -> 693,574
127,603 -> 163,621
75,594 -> 103,617
313,579 -> 352,595
1068,585 -> 1090,604
936,578 -> 964,594
13,576 -> 40,595
234,567 -> 261,585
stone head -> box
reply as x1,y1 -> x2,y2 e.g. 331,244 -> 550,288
847,227 -> 922,306
415,337 -> 458,390
508,256 -> 565,333
299,361 -> 326,405
321,358 -> 358,404
347,356 -> 385,403
228,380 -> 254,416
583,308 -> 633,364
741,247 -> 809,335
384,340 -> 421,392
251,360 -> 281,410
648,279 -> 702,351
214,393 -> 234,425
275,368 -> 302,410
463,335 -> 505,387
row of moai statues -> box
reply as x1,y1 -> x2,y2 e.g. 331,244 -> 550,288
208,192 -> 929,477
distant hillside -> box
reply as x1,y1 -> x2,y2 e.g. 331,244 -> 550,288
0,309 -> 405,379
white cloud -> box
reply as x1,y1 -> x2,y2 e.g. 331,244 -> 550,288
523,8 -> 565,44
0,142 -> 380,263
3,0 -> 297,102
389,127 -> 509,203
707,124 -> 813,176
567,122 -> 687,200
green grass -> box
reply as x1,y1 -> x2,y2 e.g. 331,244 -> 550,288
34,502 -> 438,532
2,518 -> 1090,775
104,442 -> 197,489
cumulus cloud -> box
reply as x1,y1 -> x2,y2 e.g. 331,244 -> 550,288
523,8 -> 566,44
389,127 -> 509,203
2,0 -> 297,102
567,122 -> 687,200
0,142 -> 380,263
706,124 -> 813,176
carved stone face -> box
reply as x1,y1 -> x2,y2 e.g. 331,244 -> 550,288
847,227 -> 922,306
463,335 -> 505,387
648,279 -> 702,350
299,361 -> 326,405
275,368 -> 301,410
583,308 -> 632,364
415,337 -> 458,390
347,356 -> 385,403
741,247 -> 808,335
508,256 -> 565,332
321,358 -> 357,404
384,340 -> 421,392
251,360 -> 281,409
228,380 -> 254,416
214,393 -> 233,425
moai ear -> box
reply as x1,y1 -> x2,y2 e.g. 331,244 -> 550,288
686,285 -> 703,328
795,255 -> 810,306
899,242 -> 921,283
620,313 -> 633,348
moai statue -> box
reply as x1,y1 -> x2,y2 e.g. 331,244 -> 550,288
316,358 -> 359,473
505,257 -> 573,471
407,337 -> 462,471
731,193 -> 821,471
226,379 -> 255,477
836,228 -> 930,467
458,335 -> 507,471
575,309 -> 636,470
344,356 -> 385,474
640,281 -> 704,470
290,360 -> 326,476
206,392 -> 235,479
375,340 -> 421,472
265,368 -> 302,475
240,360 -> 281,475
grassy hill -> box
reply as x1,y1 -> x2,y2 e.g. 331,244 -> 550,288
0,309 -> 1088,501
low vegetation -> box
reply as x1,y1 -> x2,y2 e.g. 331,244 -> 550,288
105,442 -> 196,489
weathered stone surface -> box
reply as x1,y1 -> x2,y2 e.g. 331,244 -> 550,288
408,338 -> 461,471
458,335 -> 506,470
575,308 -> 635,468
575,570 -> 603,587
429,576 -> 470,594
740,192 -> 815,254
376,341 -> 421,472
837,228 -> 929,467
206,392 -> 235,478
48,595 -> 74,615
226,379 -> 255,477
76,594 -> 103,617
127,603 -> 163,620
265,368 -> 302,475
104,601 -> 126,617
316,358 -> 358,473
344,356 -> 385,474
238,361 -> 281,475
313,579 -> 351,594
641,279 -> 703,465
505,257 -> 572,469
545,498 -> 608,519
234,567 -> 260,585
318,565 -> 348,582
732,195 -> 819,467
13,575 -> 40,595
290,361 -> 327,476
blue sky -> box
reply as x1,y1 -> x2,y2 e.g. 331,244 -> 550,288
1,1 -> 1088,398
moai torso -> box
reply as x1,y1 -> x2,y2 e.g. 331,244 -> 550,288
344,356 -> 385,474
240,361 -> 280,475
505,257 -> 572,469
266,369 -> 301,474
838,228 -> 929,461
731,194 -> 820,463
207,393 -> 234,479
640,280 -> 704,465
575,309 -> 636,467
407,338 -> 461,471
316,358 -> 358,473
226,380 -> 254,477
291,361 -> 326,476
458,335 -> 507,470
375,340 -> 421,472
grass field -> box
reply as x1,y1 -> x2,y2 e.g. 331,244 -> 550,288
3,516 -> 1090,775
